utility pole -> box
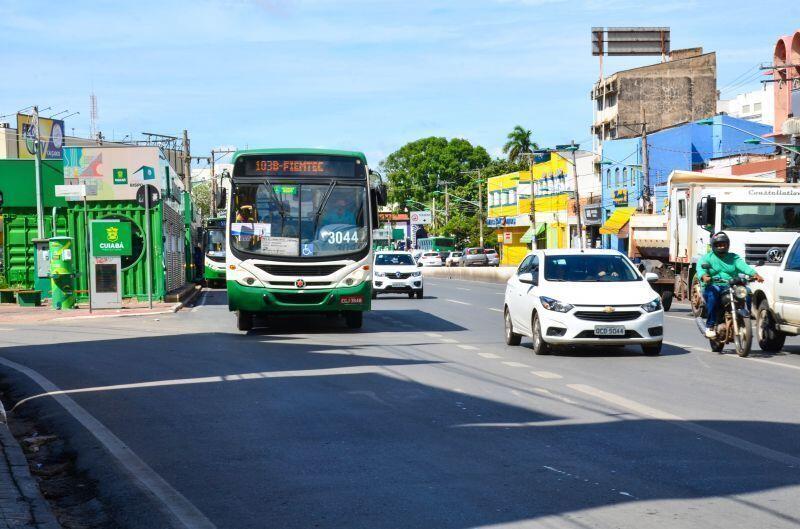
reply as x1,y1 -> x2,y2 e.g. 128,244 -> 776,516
210,150 -> 216,217
182,130 -> 192,194
569,140 -> 585,250
520,153 -> 538,250
477,169 -> 484,248
640,108 -> 651,213
32,106 -> 44,238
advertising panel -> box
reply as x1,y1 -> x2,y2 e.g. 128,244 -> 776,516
63,146 -> 181,202
17,113 -> 65,160
410,210 -> 432,225
91,220 -> 133,256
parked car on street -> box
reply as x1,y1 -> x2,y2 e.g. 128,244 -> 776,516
372,251 -> 423,299
752,233 -> 800,352
503,249 -> 663,356
445,251 -> 463,267
459,247 -> 489,267
484,248 -> 499,266
418,251 -> 444,267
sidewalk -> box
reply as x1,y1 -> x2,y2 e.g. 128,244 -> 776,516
0,298 -> 186,324
0,422 -> 60,529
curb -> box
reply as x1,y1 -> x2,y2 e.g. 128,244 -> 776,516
0,421 -> 61,529
171,284 -> 203,313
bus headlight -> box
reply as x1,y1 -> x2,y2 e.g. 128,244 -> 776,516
338,265 -> 371,288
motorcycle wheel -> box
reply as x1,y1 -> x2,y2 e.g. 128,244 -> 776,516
709,339 -> 725,353
734,315 -> 752,358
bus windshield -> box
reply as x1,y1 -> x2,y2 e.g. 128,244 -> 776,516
205,229 -> 226,257
230,183 -> 368,258
721,203 -> 800,231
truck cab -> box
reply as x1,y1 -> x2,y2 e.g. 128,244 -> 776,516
752,234 -> 800,352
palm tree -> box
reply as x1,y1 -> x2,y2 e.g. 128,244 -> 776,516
502,125 -> 539,163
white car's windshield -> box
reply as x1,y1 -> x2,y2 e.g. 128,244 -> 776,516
544,254 -> 640,282
376,254 -> 415,265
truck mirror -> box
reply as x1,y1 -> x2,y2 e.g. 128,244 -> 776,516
696,196 -> 716,227
215,188 -> 227,211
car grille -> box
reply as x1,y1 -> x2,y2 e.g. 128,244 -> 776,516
385,272 -> 411,279
745,243 -> 789,265
573,310 -> 641,322
272,292 -> 329,304
206,254 -> 225,263
575,330 -> 643,339
255,264 -> 345,276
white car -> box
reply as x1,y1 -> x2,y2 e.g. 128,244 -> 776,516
373,252 -> 423,299
503,249 -> 664,356
445,251 -> 463,267
418,251 -> 444,267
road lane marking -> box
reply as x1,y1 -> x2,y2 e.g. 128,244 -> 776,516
457,345 -> 479,350
190,291 -> 209,312
446,299 -> 471,305
502,361 -> 530,368
531,370 -> 562,379
0,357 -> 217,529
456,287 -> 471,291
425,333 -> 443,338
730,356 -> 800,371
568,383 -> 800,468
664,341 -> 704,352
478,352 -> 502,359
488,308 -> 503,312
439,338 -> 459,343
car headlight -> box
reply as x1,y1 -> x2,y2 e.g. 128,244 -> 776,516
539,296 -> 573,313
641,297 -> 662,313
412,271 -> 421,277
734,285 -> 748,300
375,271 -> 386,277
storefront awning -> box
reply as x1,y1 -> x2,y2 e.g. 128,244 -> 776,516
599,207 -> 635,236
519,223 -> 546,243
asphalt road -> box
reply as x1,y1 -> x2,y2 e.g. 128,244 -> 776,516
2,278 -> 800,528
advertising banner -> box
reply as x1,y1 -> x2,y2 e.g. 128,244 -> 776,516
583,205 -> 603,225
17,113 -> 65,160
91,220 -> 133,256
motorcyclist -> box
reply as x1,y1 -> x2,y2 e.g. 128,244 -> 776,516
698,232 -> 763,339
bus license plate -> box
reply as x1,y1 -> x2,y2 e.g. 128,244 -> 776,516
340,296 -> 363,305
594,325 -> 625,336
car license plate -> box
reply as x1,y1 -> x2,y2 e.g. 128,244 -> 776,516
392,282 -> 405,287
594,325 -> 625,336
340,296 -> 363,305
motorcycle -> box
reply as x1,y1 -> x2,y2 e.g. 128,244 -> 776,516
691,263 -> 753,357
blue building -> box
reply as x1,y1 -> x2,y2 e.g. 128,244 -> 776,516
599,115 -> 773,250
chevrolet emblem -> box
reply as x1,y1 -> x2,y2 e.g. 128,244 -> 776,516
603,306 -> 615,313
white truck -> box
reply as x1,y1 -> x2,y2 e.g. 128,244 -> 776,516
751,233 -> 800,351
628,171 -> 800,311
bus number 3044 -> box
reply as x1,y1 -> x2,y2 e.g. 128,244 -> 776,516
327,231 -> 359,244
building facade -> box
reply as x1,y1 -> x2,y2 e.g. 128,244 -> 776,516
717,88 -> 775,126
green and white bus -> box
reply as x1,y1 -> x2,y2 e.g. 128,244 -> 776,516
203,217 -> 227,288
416,237 -> 455,252
222,149 -> 385,331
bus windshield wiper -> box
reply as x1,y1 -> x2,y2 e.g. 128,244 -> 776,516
312,181 -> 337,235
262,177 -> 288,229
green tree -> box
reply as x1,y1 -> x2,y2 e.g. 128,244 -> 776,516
191,182 -> 212,219
502,125 -> 539,163
380,137 -> 491,211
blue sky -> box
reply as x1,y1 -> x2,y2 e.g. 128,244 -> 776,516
1,0 -> 797,168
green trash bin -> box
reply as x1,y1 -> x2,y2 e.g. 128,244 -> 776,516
49,236 -> 77,310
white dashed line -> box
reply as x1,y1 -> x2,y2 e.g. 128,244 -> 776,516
456,287 -> 471,291
425,332 -> 443,338
729,355 -> 800,371
488,308 -> 503,312
457,345 -> 479,350
439,338 -> 459,343
502,361 -> 530,368
446,299 -> 471,305
478,353 -> 502,359
531,370 -> 563,379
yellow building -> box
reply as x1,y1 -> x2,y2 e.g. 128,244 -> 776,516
487,155 -> 572,265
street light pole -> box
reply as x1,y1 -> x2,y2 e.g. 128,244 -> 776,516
478,169 -> 484,247
32,106 -> 45,238
210,150 -> 217,217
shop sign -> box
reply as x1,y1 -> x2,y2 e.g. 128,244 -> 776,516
583,205 -> 602,225
91,220 -> 133,256
613,189 -> 628,206
503,232 -> 513,244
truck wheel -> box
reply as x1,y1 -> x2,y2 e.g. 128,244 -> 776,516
756,300 -> 786,352
660,290 -> 674,312
237,310 -> 253,331
344,311 -> 363,329
690,276 -> 706,318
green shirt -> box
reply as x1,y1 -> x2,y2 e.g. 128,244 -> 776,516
697,251 -> 756,285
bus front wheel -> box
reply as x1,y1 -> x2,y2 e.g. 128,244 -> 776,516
237,310 -> 254,331
344,311 -> 363,329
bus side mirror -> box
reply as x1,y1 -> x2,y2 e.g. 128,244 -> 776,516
215,188 -> 227,211
696,196 -> 716,227
377,183 -> 388,206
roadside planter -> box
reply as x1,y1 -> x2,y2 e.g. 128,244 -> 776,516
0,289 -> 21,303
16,290 -> 42,307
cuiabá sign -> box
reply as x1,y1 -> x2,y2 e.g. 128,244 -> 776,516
91,220 -> 133,256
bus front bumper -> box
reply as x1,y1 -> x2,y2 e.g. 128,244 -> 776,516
205,266 -> 227,280
227,280 -> 372,313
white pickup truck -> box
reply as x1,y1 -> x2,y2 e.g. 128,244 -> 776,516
752,233 -> 800,351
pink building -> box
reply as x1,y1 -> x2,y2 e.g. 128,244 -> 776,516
773,29 -> 800,134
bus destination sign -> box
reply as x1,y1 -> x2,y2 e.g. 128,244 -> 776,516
241,155 -> 361,178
